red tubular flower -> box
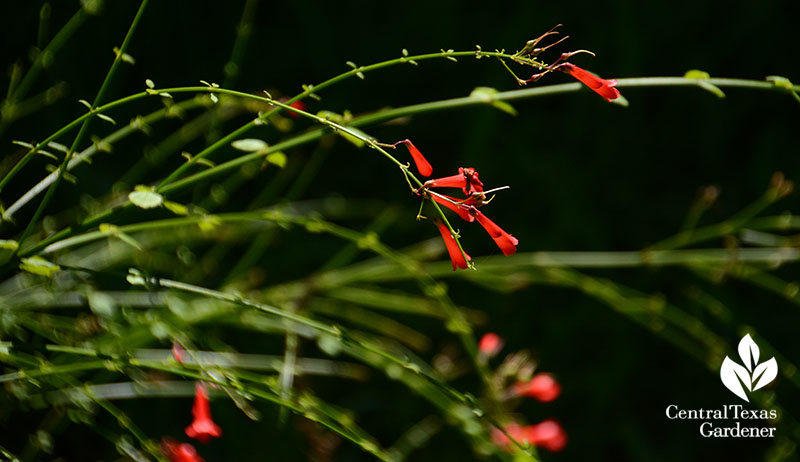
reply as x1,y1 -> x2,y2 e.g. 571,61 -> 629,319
474,211 -> 518,256
397,139 -> 433,177
511,373 -> 562,402
478,332 -> 504,358
431,194 -> 475,222
185,382 -> 222,443
424,167 -> 484,195
434,219 -> 470,270
559,63 -> 620,102
491,420 -> 567,452
161,438 -> 205,462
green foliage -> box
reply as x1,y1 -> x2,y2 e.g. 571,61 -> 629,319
0,2 -> 798,462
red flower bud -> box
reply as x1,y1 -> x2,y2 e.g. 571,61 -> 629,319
478,332 -> 504,358
560,63 -> 620,102
474,211 -> 518,256
434,219 -> 470,270
397,139 -> 433,177
185,382 -> 222,443
512,373 -> 561,402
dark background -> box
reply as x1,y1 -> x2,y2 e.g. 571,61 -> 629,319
2,1 -> 800,461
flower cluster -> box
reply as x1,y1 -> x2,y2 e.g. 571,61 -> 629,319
424,167 -> 519,269
478,333 -> 566,453
393,140 -> 518,270
513,25 -> 622,103
158,378 -> 222,462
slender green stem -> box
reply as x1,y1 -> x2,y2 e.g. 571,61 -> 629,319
652,182 -> 791,250
3,7 -> 87,106
0,92 -> 149,194
15,0 -> 150,249
13,75 -> 800,258
4,98 -> 205,220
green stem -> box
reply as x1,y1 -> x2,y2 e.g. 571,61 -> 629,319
15,0 -> 151,249
3,98 -> 205,220
13,75 -> 800,258
4,7 -> 87,105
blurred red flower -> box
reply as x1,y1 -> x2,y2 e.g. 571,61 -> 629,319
478,332 -> 504,358
491,420 -> 567,452
285,100 -> 307,118
185,382 -> 222,443
161,438 -> 204,462
512,373 -> 562,402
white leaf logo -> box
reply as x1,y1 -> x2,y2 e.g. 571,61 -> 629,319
720,334 -> 778,402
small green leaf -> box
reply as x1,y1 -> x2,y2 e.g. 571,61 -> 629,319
19,256 -> 60,277
99,223 -> 118,233
266,152 -> 287,168
198,215 -> 221,231
231,138 -> 268,152
337,126 -> 369,148
470,87 -> 517,115
0,239 -> 19,251
698,81 -> 725,98
471,86 -> 498,101
37,150 -> 58,160
129,115 -> 151,134
116,232 -> 143,251
145,79 -> 155,89
47,141 -> 69,153
302,84 -> 321,101
91,136 -> 113,153
113,46 -> 135,64
163,201 -> 188,216
12,140 -> 34,149
78,99 -> 92,109
128,186 -> 163,209
126,268 -> 146,286
766,75 -> 793,89
766,75 -> 800,104
96,113 -> 116,124
684,69 -> 711,79
684,70 -> 725,98
492,101 -> 517,115
316,111 -> 343,123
